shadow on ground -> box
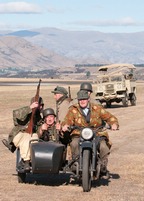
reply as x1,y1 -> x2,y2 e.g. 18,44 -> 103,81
13,172 -> 120,188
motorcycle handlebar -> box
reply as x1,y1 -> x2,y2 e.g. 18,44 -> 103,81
68,125 -> 106,133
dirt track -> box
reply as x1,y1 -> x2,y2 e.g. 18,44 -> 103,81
0,83 -> 144,201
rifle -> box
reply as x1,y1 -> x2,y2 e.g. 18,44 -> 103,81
55,101 -> 60,142
68,86 -> 72,101
26,79 -> 42,134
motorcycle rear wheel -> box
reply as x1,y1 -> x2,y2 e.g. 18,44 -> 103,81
82,149 -> 91,192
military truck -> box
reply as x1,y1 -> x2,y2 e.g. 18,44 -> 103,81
95,63 -> 137,107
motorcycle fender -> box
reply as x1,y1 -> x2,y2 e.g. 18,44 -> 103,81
81,141 -> 92,149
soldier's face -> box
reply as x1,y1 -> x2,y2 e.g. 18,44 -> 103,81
54,93 -> 63,101
45,115 -> 55,125
79,99 -> 89,108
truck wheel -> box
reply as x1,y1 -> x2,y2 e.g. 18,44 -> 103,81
18,172 -> 26,183
106,101 -> 111,108
82,149 -> 91,192
130,94 -> 136,106
122,94 -> 128,107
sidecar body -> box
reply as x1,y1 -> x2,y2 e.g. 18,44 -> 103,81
30,141 -> 65,174
16,141 -> 65,182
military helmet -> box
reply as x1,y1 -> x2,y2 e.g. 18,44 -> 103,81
43,108 -> 56,119
51,86 -> 68,95
77,90 -> 89,100
80,82 -> 93,92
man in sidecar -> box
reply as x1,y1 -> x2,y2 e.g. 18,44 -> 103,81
2,97 -> 44,171
38,108 -> 61,142
38,108 -> 70,164
62,90 -> 119,178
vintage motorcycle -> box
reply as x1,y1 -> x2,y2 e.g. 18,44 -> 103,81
16,126 -> 108,192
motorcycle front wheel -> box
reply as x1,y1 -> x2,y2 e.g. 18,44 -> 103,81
82,149 -> 91,192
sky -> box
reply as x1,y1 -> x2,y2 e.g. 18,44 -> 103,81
0,0 -> 144,33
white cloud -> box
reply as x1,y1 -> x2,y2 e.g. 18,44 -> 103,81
0,2 -> 42,14
72,17 -> 144,27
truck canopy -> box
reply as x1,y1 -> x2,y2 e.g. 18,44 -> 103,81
98,63 -> 136,72
98,63 -> 136,76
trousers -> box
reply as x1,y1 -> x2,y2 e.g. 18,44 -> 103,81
70,137 -> 110,161
13,132 -> 38,161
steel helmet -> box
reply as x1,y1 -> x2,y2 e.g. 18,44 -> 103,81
51,86 -> 68,95
77,90 -> 89,100
43,108 -> 56,119
80,82 -> 93,92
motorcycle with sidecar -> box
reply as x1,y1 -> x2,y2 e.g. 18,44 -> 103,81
16,126 -> 108,192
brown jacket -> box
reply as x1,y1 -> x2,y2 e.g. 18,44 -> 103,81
62,103 -> 119,146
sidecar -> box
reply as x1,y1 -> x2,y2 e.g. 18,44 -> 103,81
16,140 -> 65,183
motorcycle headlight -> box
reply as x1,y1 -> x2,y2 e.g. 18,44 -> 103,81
81,128 -> 93,140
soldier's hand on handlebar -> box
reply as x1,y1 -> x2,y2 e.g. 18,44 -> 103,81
111,123 -> 119,131
62,124 -> 69,132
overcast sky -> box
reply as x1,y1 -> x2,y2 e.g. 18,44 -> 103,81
0,0 -> 144,33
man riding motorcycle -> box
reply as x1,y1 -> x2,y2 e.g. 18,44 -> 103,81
61,90 -> 119,178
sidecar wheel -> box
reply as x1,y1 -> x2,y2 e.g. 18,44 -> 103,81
82,149 -> 91,192
18,172 -> 26,183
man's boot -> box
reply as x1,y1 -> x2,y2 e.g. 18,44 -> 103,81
2,139 -> 16,153
23,160 -> 30,172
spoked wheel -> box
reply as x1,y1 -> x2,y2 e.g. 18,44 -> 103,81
122,93 -> 128,107
82,149 -> 91,192
18,172 -> 26,183
130,93 -> 136,106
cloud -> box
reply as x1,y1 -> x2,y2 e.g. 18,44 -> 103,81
71,17 -> 144,27
0,2 -> 42,14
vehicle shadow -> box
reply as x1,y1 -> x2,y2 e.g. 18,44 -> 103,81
103,104 -> 135,109
13,172 -> 120,187
103,104 -> 125,109
24,173 -> 72,186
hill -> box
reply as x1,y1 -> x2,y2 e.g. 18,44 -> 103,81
5,28 -> 144,64
1,28 -> 144,78
0,35 -> 75,77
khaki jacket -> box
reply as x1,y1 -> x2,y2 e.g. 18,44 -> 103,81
57,97 -> 71,122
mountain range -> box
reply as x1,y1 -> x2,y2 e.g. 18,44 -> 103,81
3,27 -> 144,64
0,28 -> 144,78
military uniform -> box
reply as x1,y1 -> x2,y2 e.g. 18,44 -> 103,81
62,102 -> 118,155
2,104 -> 42,160
51,86 -> 72,158
62,90 -> 119,177
51,86 -> 71,122
62,102 -> 118,139
38,124 -> 57,142
8,106 -> 41,144
12,106 -> 42,161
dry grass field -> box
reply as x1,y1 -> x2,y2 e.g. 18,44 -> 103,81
0,80 -> 144,201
